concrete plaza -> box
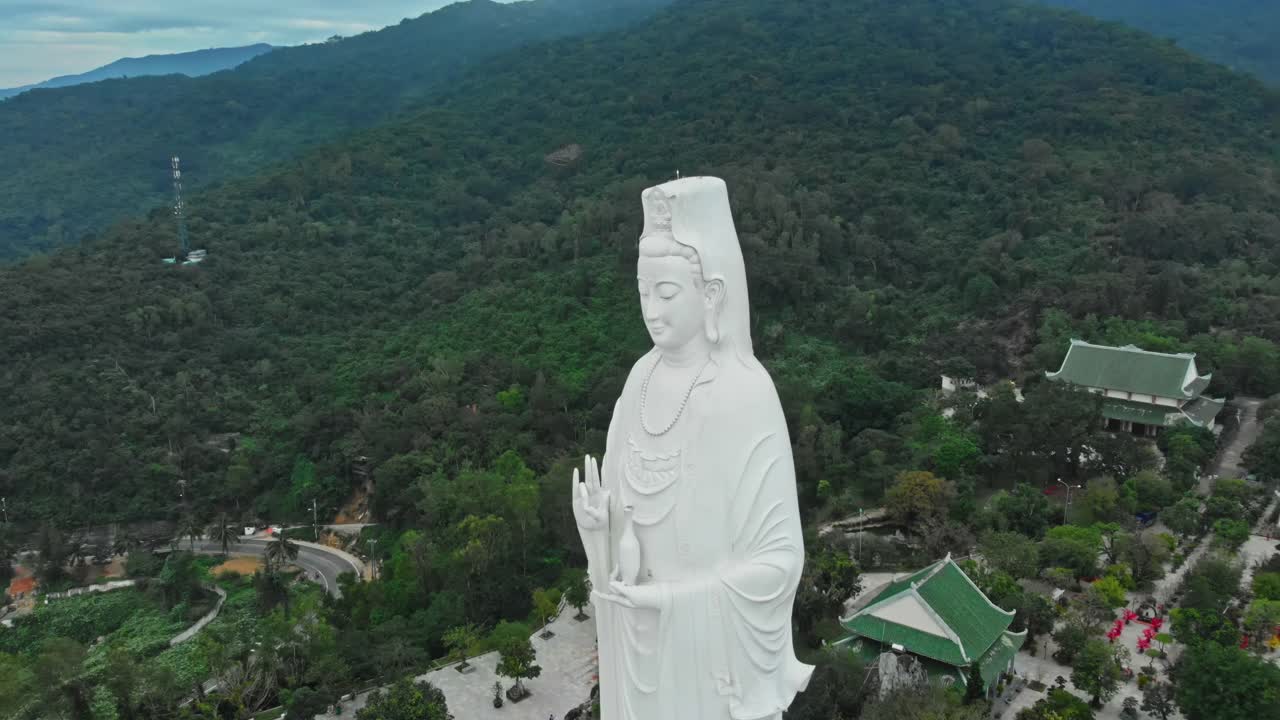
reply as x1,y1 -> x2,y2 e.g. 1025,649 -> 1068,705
320,605 -> 597,719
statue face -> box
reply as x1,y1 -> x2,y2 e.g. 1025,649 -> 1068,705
637,255 -> 705,351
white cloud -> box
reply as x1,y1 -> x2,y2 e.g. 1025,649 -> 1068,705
0,1 -> 488,87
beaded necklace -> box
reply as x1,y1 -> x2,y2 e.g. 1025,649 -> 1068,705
639,353 -> 710,437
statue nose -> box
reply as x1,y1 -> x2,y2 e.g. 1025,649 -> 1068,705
643,295 -> 661,320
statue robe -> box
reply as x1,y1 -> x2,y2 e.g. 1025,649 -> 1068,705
590,349 -> 813,720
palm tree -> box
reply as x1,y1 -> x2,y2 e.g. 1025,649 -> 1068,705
262,534 -> 299,573
111,528 -> 141,558
175,514 -> 200,552
207,513 -> 236,557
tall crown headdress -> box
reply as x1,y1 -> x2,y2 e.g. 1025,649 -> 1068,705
640,186 -> 673,238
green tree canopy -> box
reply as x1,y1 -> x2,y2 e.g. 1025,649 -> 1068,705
1173,642 -> 1280,720
1016,688 -> 1095,720
885,470 -> 956,527
1070,639 -> 1125,707
355,678 -> 452,720
979,531 -> 1040,579
1041,525 -> 1103,579
989,485 -> 1054,539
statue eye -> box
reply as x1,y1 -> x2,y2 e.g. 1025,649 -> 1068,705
656,283 -> 681,300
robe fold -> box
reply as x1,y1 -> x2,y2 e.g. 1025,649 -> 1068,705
586,349 -> 812,720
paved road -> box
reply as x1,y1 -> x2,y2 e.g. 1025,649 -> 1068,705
1204,397 -> 1262,492
818,507 -> 889,537
282,523 -> 378,536
187,539 -> 362,598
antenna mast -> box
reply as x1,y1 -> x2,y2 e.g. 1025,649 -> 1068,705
171,156 -> 188,256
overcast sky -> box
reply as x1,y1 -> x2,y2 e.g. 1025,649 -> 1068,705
0,1 -> 489,87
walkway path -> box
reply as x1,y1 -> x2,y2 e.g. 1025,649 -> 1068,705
318,604 -> 597,720
1155,402 -> 1265,604
818,508 -> 889,537
169,585 -> 227,646
1203,397 -> 1262,493
1153,534 -> 1210,606
1239,492 -> 1280,592
43,578 -> 137,601
1004,615 -> 1183,720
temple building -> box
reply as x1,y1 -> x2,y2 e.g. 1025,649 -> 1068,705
1046,339 -> 1225,436
838,555 -> 1026,695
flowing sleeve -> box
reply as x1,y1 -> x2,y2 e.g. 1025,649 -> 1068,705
662,391 -> 813,719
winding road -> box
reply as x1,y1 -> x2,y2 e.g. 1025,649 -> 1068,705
187,538 -> 363,598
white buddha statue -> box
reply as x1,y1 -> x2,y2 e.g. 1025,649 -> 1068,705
573,176 -> 812,720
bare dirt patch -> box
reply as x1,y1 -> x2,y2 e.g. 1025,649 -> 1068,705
212,557 -> 263,576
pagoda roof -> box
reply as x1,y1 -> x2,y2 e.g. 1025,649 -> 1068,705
1099,395 -> 1225,428
842,615 -> 969,666
1046,339 -> 1210,400
840,555 -> 1015,668
1102,398 -> 1175,426
1180,396 -> 1226,428
979,630 -> 1027,687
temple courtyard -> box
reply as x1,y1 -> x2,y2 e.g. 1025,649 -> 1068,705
317,604 -> 597,719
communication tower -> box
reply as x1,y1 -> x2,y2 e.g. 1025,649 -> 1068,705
162,156 -> 206,266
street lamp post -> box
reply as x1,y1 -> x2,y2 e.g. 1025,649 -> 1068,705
311,498 -> 318,541
857,507 -> 864,564
1,497 -> 7,525
1057,478 -> 1082,523
369,538 -> 378,580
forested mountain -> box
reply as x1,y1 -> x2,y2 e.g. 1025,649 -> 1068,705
0,44 -> 275,100
3,0 -> 1280,530
0,0 -> 673,261
1038,0 -> 1280,85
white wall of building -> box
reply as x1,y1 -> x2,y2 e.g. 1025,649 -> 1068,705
869,594 -> 950,638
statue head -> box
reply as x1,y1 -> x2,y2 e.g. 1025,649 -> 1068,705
637,177 -> 756,367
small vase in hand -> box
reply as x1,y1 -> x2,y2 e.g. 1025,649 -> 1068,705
617,505 -> 641,586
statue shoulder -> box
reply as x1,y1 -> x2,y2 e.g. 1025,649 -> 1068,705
715,362 -> 785,418
620,349 -> 659,395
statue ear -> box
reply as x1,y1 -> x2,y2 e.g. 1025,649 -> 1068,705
704,276 -> 725,344
703,277 -> 725,308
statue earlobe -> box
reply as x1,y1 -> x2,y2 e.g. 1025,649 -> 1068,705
704,277 -> 725,344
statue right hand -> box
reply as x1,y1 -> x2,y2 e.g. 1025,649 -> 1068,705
572,454 -> 609,532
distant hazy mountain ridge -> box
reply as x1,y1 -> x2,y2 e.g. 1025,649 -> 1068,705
1037,0 -> 1280,85
0,44 -> 275,100
0,0 -> 674,261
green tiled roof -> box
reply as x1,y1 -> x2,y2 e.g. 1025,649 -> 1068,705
1185,375 -> 1211,397
1180,396 -> 1225,428
1046,340 -> 1208,399
841,557 -> 1015,669
916,561 -> 1014,661
1102,399 -> 1176,426
1099,397 -> 1224,428
842,615 -> 968,666
979,630 -> 1027,688
856,564 -> 937,609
